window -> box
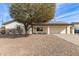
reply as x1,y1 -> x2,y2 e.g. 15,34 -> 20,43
37,27 -> 43,31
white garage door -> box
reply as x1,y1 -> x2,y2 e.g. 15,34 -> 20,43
50,26 -> 67,34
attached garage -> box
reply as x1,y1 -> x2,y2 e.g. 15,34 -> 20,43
49,26 -> 67,34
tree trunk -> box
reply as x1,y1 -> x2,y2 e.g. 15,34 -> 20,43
24,23 -> 32,36
24,23 -> 29,35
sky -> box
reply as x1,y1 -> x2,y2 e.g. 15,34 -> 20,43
0,3 -> 79,26
55,3 -> 79,23
0,3 -> 11,26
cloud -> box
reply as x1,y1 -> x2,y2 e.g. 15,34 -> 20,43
55,3 -> 79,23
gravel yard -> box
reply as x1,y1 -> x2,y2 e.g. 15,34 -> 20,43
55,34 -> 79,46
0,35 -> 78,56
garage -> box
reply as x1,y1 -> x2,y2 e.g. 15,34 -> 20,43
49,26 -> 67,34
32,23 -> 73,34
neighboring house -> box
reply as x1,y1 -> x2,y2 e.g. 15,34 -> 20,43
3,20 -> 25,34
3,20 -> 79,35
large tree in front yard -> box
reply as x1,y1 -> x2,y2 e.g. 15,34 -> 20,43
10,3 -> 56,34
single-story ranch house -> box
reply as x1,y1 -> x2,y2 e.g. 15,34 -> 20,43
2,20 -> 79,35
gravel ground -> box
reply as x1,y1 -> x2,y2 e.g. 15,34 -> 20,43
0,35 -> 78,56
55,34 -> 79,46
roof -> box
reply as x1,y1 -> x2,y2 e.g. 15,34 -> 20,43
49,21 -> 67,24
3,20 -> 15,25
72,22 -> 79,24
32,23 -> 72,26
32,21 -> 72,26
3,20 -> 72,26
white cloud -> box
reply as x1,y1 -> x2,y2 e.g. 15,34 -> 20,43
55,10 -> 79,19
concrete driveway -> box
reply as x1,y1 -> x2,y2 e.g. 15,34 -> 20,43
55,34 -> 79,46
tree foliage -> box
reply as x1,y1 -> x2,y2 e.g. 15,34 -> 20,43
10,3 -> 56,33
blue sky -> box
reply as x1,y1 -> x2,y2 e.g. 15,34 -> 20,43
0,3 -> 11,26
55,3 -> 79,23
0,3 -> 79,26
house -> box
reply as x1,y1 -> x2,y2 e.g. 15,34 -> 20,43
2,20 -> 78,35
31,23 -> 74,34
3,20 -> 25,34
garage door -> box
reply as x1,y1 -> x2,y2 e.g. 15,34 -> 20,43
50,26 -> 67,34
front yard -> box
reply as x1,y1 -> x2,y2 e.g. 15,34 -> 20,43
0,35 -> 78,56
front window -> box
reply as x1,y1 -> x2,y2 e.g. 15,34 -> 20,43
37,27 -> 43,31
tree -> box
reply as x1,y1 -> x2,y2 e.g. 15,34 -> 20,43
10,3 -> 56,34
